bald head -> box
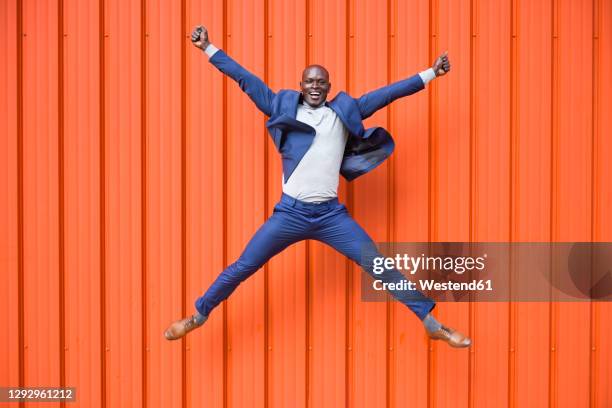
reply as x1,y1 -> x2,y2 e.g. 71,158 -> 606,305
302,64 -> 329,81
300,65 -> 331,107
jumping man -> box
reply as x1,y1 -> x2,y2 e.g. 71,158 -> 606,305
164,25 -> 471,349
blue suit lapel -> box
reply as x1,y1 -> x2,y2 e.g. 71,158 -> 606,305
266,111 -> 316,183
328,92 -> 365,137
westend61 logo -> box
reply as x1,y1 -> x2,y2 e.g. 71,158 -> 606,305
372,253 -> 487,275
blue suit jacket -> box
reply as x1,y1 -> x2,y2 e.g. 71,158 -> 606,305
209,50 -> 426,182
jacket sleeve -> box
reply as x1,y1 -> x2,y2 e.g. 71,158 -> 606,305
209,49 -> 275,117
355,74 -> 425,119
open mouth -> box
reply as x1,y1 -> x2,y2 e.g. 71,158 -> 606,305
309,92 -> 321,99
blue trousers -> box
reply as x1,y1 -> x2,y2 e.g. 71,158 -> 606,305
195,193 -> 436,320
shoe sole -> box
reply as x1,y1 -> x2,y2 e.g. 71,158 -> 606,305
429,336 -> 472,348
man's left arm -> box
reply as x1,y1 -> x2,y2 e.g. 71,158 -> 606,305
356,52 -> 451,119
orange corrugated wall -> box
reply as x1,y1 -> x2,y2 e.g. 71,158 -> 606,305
1,0 -> 611,407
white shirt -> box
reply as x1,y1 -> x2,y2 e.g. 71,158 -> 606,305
282,103 -> 349,202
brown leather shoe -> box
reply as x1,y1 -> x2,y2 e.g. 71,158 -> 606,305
427,325 -> 472,348
164,315 -> 206,341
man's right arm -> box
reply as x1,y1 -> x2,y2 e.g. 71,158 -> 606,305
192,26 -> 275,117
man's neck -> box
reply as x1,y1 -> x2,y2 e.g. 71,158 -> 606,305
301,100 -> 326,109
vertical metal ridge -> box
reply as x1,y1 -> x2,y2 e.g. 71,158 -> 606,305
427,0 -> 438,245
262,0 -> 269,405
305,247 -> 311,407
589,0 -> 600,406
508,0 -> 518,406
140,0 -> 148,405
468,0 -> 476,242
304,1 -> 312,406
305,238 -> 311,406
222,0 -> 229,406
385,0 -> 395,406
427,0 -> 436,406
548,0 -> 559,405
345,0 -> 353,406
305,243 -> 311,408
305,0 -> 310,61
180,0 -> 188,406
99,0 -> 107,403
468,0 -> 477,405
16,1 -> 25,405
385,0 -> 395,408
57,0 -> 67,406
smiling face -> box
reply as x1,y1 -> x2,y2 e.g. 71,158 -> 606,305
300,65 -> 331,108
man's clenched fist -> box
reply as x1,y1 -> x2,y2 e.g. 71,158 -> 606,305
432,51 -> 451,77
191,25 -> 210,50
